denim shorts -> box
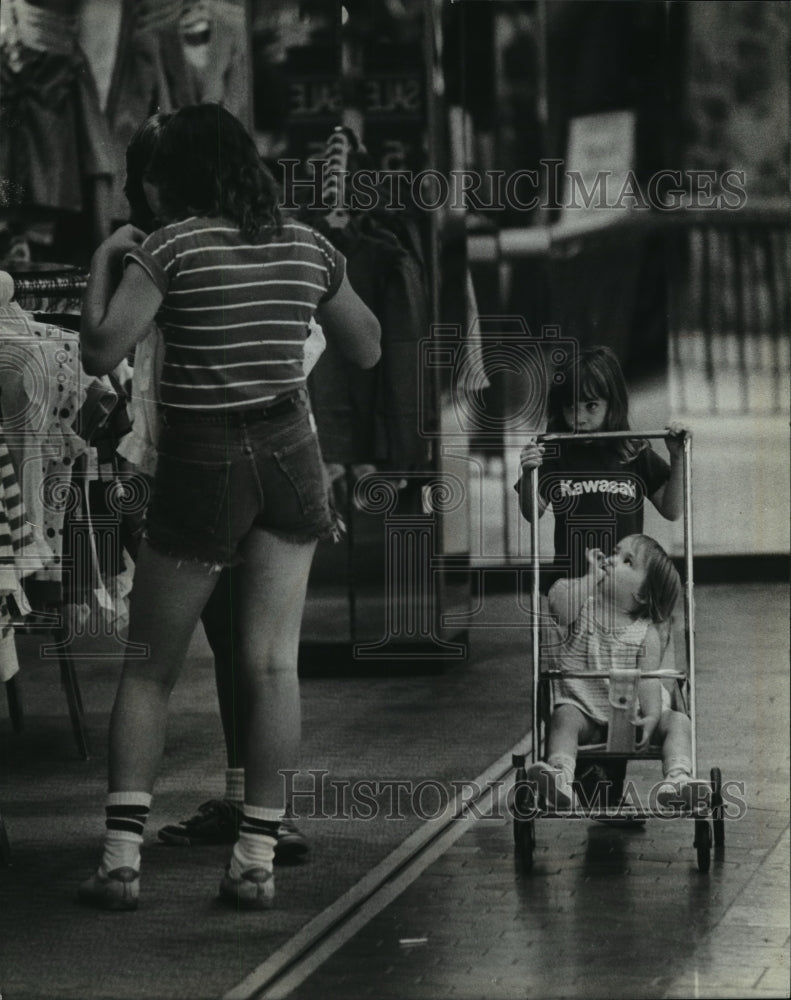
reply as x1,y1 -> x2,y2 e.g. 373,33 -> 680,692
144,389 -> 336,569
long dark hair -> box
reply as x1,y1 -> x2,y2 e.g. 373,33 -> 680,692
146,103 -> 283,241
546,345 -> 644,461
124,112 -> 172,231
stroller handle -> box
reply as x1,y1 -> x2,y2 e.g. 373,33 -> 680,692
540,670 -> 687,680
536,429 -> 688,442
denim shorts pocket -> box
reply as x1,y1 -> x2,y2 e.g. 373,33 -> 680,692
272,428 -> 326,517
148,451 -> 231,538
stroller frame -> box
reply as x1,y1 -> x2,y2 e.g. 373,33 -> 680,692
512,430 -> 725,872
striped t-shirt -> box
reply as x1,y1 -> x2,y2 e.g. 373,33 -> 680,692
125,218 -> 345,411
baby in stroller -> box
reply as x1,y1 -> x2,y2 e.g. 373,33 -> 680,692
527,534 -> 711,813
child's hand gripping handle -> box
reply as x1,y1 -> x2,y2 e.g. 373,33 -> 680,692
519,437 -> 545,471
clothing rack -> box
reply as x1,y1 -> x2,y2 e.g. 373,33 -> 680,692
3,263 -> 87,316
297,129 -> 473,670
1,265 -> 92,762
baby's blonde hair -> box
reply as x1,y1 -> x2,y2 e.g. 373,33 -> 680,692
628,534 -> 681,623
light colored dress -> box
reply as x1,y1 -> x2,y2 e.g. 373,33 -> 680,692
551,597 -> 663,726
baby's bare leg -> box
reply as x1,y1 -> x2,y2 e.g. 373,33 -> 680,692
526,705 -> 602,808
547,703 -> 600,760
654,709 -> 710,810
654,708 -> 693,777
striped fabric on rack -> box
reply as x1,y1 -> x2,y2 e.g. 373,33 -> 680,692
0,431 -> 36,681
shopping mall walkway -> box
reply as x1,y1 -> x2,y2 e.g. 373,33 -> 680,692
231,583 -> 791,1000
0,583 -> 788,1000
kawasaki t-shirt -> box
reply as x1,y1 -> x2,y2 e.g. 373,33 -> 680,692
515,442 -> 671,579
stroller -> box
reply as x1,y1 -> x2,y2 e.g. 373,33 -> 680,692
512,430 -> 724,873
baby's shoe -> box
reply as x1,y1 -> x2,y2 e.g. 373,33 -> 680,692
526,761 -> 573,810
77,866 -> 139,911
656,776 -> 711,812
219,866 -> 275,910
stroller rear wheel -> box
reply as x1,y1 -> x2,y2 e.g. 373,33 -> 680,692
695,818 -> 712,872
711,767 -> 725,848
512,753 -> 536,868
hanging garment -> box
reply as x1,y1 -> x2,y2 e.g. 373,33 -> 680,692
180,0 -> 250,123
78,0 -> 124,111
116,324 -> 164,476
103,0 -> 198,222
0,0 -> 114,214
307,214 -> 432,471
5,267 -> 86,316
0,302 -> 90,580
0,276 -> 134,634
0,427 -> 46,680
0,301 -> 126,590
0,501 -> 22,682
59,454 -> 134,637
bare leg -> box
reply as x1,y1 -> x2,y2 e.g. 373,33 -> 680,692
109,541 -> 221,792
156,550 -> 312,856
654,709 -> 710,810
654,708 -> 693,776
546,703 -> 597,761
201,568 -> 245,769
234,528 -> 317,810
79,542 -> 222,909
529,703 -> 599,808
216,529 -> 316,908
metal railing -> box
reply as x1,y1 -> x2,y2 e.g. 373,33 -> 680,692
465,204 -> 790,559
666,204 -> 790,415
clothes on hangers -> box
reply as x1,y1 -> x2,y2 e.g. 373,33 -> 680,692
59,453 -> 135,638
103,1 -> 199,223
0,1 -> 114,215
0,295 -> 133,634
308,212 -> 432,471
302,125 -> 433,471
179,0 -> 250,124
0,300 -> 92,581
0,428 -> 44,681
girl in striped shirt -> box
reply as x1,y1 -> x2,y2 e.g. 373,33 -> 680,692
78,104 -> 380,912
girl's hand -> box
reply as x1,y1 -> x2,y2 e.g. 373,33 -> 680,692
665,421 -> 690,461
519,438 -> 545,471
95,224 -> 147,260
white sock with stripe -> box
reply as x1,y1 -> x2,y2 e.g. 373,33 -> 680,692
228,804 -> 279,878
101,791 -> 152,874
